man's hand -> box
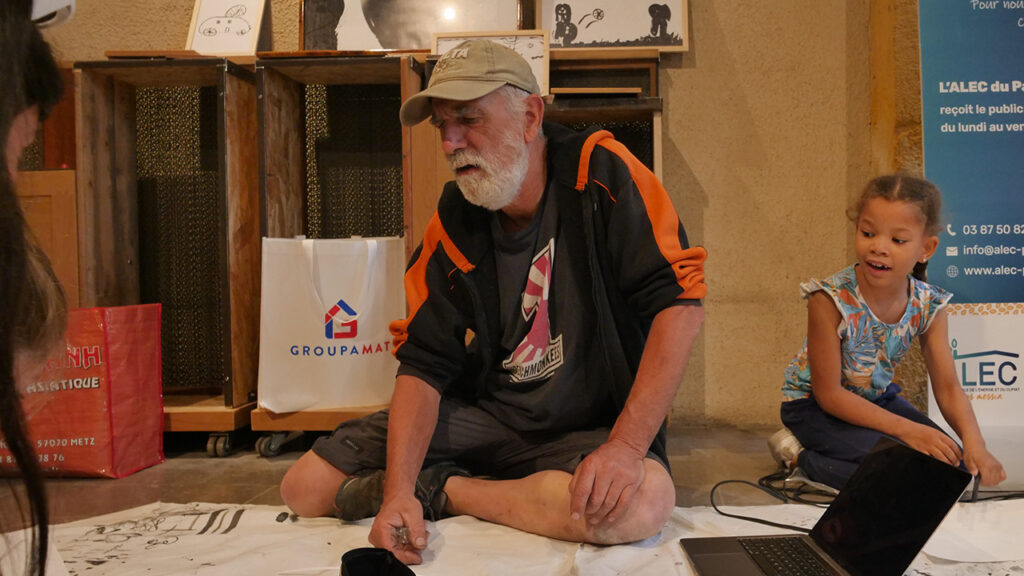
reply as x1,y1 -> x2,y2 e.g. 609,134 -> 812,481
963,440 -> 1006,487
568,439 -> 646,525
898,422 -> 962,467
367,495 -> 428,565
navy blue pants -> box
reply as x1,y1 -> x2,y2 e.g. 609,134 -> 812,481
780,384 -> 954,490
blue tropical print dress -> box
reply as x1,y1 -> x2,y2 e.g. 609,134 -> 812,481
782,265 -> 952,402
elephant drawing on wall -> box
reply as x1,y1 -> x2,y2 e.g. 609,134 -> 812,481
649,3 -> 671,39
553,3 -> 577,47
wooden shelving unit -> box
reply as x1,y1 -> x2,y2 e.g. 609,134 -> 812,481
75,59 -> 260,456
251,54 -> 432,455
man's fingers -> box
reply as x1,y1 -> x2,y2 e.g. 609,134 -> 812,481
587,480 -> 624,524
570,466 -> 595,520
602,483 -> 637,524
585,473 -> 612,516
404,513 -> 429,549
390,547 -> 423,565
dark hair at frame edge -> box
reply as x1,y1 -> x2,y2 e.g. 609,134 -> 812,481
1,1 -> 63,573
849,173 -> 942,283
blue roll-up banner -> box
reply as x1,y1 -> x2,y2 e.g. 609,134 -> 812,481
920,1 -> 1024,490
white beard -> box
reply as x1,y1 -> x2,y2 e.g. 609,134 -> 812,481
447,128 -> 530,211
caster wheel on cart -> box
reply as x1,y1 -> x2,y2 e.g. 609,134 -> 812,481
252,434 -> 276,457
206,433 -> 233,457
256,431 -> 303,458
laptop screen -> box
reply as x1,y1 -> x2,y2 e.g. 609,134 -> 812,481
808,439 -> 972,576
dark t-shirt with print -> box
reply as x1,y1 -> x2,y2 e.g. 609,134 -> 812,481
482,183 -> 616,434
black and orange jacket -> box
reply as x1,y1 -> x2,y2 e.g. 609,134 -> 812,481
389,122 -> 706,433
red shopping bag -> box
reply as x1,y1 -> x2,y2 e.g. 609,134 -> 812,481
0,304 -> 165,478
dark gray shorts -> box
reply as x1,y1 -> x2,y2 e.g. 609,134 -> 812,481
312,398 -> 669,479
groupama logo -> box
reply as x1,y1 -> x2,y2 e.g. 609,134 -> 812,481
325,299 -> 357,339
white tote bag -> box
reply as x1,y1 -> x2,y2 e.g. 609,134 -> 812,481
258,237 -> 405,413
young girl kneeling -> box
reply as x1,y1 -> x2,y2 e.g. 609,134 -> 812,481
770,174 -> 1005,490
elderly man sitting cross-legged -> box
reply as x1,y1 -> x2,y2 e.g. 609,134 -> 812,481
280,39 -> 707,565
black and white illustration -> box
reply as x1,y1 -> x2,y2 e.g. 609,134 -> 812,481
302,0 -> 520,51
198,4 -> 252,38
187,0 -> 265,55
538,0 -> 688,50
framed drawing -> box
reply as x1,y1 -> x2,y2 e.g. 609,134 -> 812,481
302,0 -> 522,52
433,31 -> 549,96
536,0 -> 688,51
187,0 -> 266,56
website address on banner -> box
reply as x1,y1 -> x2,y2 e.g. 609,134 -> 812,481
963,266 -> 1024,277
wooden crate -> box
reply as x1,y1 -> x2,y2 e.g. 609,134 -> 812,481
251,55 -> 435,448
75,59 -> 259,445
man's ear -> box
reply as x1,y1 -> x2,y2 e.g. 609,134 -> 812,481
523,93 -> 545,142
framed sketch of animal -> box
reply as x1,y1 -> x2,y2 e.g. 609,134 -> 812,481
536,0 -> 688,51
302,0 -> 522,52
187,0 -> 267,56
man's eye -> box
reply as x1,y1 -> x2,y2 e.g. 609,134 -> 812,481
893,238 -> 907,244
861,230 -> 874,238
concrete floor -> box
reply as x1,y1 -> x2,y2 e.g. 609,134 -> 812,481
22,424 -> 782,527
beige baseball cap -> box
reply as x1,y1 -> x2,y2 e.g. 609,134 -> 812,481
399,39 -> 540,126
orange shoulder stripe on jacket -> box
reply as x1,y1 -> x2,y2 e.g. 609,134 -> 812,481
576,130 -> 615,191
389,212 -> 475,353
597,138 -> 707,299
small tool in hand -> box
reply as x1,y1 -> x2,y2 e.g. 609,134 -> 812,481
394,526 -> 409,546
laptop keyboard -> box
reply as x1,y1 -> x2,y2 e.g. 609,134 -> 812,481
738,536 -> 835,576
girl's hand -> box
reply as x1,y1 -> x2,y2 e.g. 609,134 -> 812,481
898,422 -> 962,467
963,443 -> 1006,486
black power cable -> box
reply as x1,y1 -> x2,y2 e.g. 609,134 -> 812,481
708,468 -> 838,534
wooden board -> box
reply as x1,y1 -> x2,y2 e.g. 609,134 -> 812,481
258,67 -> 305,238
251,406 -> 385,431
550,87 -> 642,95
223,71 -> 261,409
43,68 -> 77,170
550,47 -> 659,61
163,395 -> 255,432
544,96 -> 662,123
105,50 -> 208,60
75,61 -> 223,88
258,56 -> 402,86
16,170 -> 79,308
399,56 -> 443,259
75,69 -> 140,307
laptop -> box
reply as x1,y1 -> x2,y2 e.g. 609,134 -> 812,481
679,438 -> 972,576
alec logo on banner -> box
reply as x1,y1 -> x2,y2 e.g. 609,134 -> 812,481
931,312 -> 1022,418
929,308 -> 1024,490
325,299 -> 358,339
953,340 -> 1019,396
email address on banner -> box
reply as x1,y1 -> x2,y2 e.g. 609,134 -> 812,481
953,244 -> 1024,257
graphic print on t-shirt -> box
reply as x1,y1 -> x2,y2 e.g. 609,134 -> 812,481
502,238 -> 564,383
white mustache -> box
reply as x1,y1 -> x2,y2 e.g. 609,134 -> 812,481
448,150 -> 491,173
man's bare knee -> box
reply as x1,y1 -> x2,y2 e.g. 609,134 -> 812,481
280,450 -> 348,517
589,461 -> 675,545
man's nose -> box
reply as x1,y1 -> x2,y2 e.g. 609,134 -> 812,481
440,124 -> 466,156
